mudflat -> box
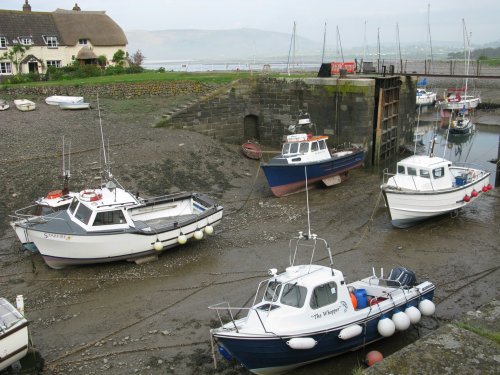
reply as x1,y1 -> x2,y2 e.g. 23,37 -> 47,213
1,95 -> 499,374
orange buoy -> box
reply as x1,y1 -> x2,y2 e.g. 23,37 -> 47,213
471,190 -> 478,197
46,189 -> 63,199
350,292 -> 357,309
366,350 -> 384,366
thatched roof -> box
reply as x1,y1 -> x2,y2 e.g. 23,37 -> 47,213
0,8 -> 127,47
0,10 -> 60,46
76,46 -> 97,59
52,10 -> 127,46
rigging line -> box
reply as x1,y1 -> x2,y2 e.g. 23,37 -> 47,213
230,161 -> 261,215
438,266 -> 499,287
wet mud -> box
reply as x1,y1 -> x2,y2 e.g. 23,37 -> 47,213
0,96 -> 499,375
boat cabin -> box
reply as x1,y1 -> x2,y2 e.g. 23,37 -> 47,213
240,265 -> 355,333
281,134 -> 331,164
392,155 -> 454,191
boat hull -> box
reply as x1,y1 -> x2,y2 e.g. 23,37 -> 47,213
19,208 -> 223,269
382,173 -> 490,228
14,100 -> 36,112
261,150 -> 364,197
59,102 -> 91,110
45,96 -> 84,106
0,299 -> 29,372
438,97 -> 480,110
416,93 -> 436,106
213,289 -> 434,374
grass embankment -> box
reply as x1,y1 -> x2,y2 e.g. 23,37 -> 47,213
1,70 -> 315,89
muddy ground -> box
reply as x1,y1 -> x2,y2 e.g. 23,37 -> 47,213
0,92 -> 499,375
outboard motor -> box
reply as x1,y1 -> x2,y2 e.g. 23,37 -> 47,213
387,267 -> 417,287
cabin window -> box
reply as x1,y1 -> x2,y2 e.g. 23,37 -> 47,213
407,167 -> 417,176
420,169 -> 430,179
282,143 -> 291,155
68,197 -> 79,214
319,139 -> 327,150
0,36 -> 7,48
0,62 -> 12,74
310,282 -> 338,309
264,280 -> 282,302
289,143 -> 299,154
74,204 -> 93,225
311,141 -> 319,152
93,210 -> 126,226
299,142 -> 309,154
433,167 -> 445,179
280,283 -> 307,308
397,165 -> 405,174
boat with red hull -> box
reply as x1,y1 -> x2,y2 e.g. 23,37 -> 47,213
242,141 -> 262,160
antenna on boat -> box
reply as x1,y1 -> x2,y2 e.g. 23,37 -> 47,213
304,166 -> 312,239
96,93 -> 112,183
414,106 -> 421,155
62,136 -> 71,195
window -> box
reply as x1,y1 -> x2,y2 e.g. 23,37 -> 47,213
282,143 -> 290,155
78,39 -> 88,45
319,139 -> 327,150
46,60 -> 61,68
397,165 -> 405,174
19,37 -> 32,45
311,141 -> 319,152
299,142 -> 309,154
433,167 -> 445,179
264,280 -> 282,302
0,36 -> 7,48
43,36 -> 58,48
0,62 -> 12,74
310,282 -> 338,309
93,210 -> 126,226
68,198 -> 79,214
407,167 -> 417,176
419,169 -> 430,179
280,283 -> 307,308
74,204 -> 93,225
289,143 -> 299,154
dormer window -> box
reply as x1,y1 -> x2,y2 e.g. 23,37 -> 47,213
43,36 -> 58,48
19,37 -> 32,46
0,36 -> 7,49
79,39 -> 88,45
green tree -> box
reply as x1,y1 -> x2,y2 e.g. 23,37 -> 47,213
1,44 -> 30,74
112,49 -> 126,67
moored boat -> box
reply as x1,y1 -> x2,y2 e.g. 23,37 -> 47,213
0,297 -> 29,372
381,151 -> 492,228
0,98 -> 9,110
242,141 -> 262,160
209,231 -> 436,374
45,95 -> 84,106
416,88 -> 436,106
14,99 -> 36,111
59,102 -> 91,110
448,113 -> 474,135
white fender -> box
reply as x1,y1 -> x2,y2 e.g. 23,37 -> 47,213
392,310 -> 411,331
377,316 -> 396,337
418,299 -> 436,316
286,337 -> 317,350
338,324 -> 363,340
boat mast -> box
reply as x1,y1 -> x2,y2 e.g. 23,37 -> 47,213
425,4 -> 434,74
396,23 -> 402,73
336,25 -> 345,63
463,19 -> 471,100
287,21 -> 296,76
321,22 -> 327,64
362,20 -> 367,72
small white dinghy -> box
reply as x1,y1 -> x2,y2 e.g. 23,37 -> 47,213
45,95 -> 84,106
59,102 -> 91,110
14,99 -> 36,111
0,297 -> 29,372
0,99 -> 9,110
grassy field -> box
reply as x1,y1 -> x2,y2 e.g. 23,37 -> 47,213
1,70 -> 317,88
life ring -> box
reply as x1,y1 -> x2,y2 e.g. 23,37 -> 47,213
80,189 -> 102,202
46,189 -> 63,199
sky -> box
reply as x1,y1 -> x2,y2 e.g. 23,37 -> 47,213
2,0 -> 500,48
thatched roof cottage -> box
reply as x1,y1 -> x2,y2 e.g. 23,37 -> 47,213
0,1 -> 127,77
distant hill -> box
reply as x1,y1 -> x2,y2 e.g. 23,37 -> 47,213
125,28 -> 323,62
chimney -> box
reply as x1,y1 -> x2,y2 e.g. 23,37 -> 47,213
72,3 -> 81,11
22,0 -> 31,12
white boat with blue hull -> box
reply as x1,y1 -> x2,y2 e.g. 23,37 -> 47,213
0,297 -> 29,372
209,232 -> 436,374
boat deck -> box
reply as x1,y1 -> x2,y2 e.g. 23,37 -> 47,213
137,213 -> 199,231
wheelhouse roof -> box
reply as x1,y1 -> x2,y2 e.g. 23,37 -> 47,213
398,155 -> 450,169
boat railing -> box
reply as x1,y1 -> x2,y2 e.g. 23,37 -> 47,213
289,233 -> 333,270
10,204 -> 40,220
208,302 -> 269,334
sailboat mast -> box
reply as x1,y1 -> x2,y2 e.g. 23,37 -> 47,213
336,26 -> 344,63
321,22 -> 327,64
463,19 -> 471,97
396,23 -> 402,73
287,21 -> 296,76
